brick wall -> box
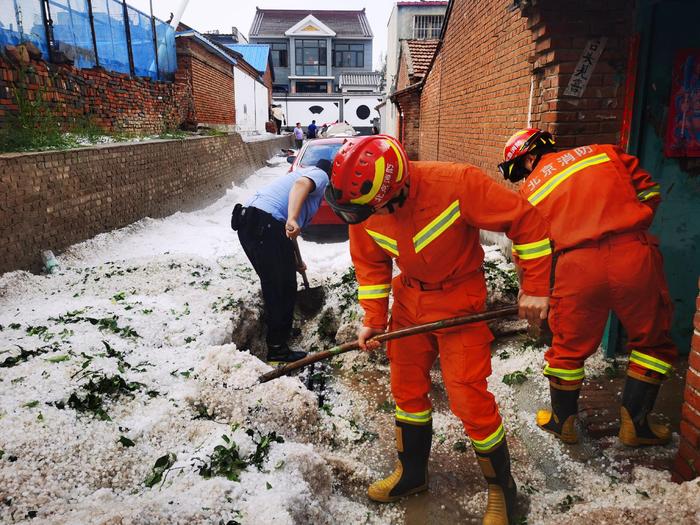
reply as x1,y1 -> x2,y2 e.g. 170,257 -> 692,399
0,54 -> 192,134
393,86 -> 421,160
674,277 -> 700,482
417,0 -> 634,176
0,134 -> 292,274
176,38 -> 235,128
396,49 -> 411,92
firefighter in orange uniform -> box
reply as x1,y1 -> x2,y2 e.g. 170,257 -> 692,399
325,135 -> 552,525
498,128 -> 676,447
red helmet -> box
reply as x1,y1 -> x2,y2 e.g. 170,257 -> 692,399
325,135 -> 409,224
498,128 -> 555,182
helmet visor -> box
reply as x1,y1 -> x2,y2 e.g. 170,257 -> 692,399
324,186 -> 375,225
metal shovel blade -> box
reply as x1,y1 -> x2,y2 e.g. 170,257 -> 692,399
296,282 -> 325,316
292,238 -> 325,316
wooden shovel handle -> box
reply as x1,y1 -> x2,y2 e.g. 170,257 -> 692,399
291,238 -> 310,289
258,304 -> 519,383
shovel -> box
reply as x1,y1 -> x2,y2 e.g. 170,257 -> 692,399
259,304 -> 519,383
292,238 -> 325,316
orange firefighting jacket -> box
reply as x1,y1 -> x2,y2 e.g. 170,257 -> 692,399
518,145 -> 660,252
350,161 -> 553,329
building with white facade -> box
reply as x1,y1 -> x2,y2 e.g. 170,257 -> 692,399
248,8 -> 382,134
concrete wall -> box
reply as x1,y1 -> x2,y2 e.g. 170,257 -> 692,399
234,66 -> 269,133
0,134 -> 293,274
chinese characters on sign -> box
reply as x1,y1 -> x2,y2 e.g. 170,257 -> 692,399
564,38 -> 608,98
664,49 -> 700,158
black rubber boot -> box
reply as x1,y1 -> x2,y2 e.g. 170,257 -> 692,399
367,419 -> 432,502
266,343 -> 307,364
619,371 -> 671,446
475,439 -> 517,525
536,379 -> 581,444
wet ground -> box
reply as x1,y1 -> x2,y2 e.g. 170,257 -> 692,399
303,330 -> 689,525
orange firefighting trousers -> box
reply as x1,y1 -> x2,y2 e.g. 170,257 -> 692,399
387,270 -> 504,450
545,231 -> 677,382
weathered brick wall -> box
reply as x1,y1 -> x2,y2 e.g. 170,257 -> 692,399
0,134 -> 292,274
674,278 -> 700,482
396,49 -> 411,92
0,54 -> 192,134
394,87 -> 421,160
417,0 -> 634,176
176,38 -> 235,128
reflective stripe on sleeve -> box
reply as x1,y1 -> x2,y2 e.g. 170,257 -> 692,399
543,365 -> 585,381
471,423 -> 505,452
637,184 -> 661,202
413,200 -> 461,253
365,229 -> 399,256
629,351 -> 672,375
395,407 -> 432,424
529,153 -> 611,206
512,238 -> 552,260
358,283 -> 391,300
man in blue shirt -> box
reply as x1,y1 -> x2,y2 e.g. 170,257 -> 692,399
232,159 -> 331,363
307,120 -> 318,139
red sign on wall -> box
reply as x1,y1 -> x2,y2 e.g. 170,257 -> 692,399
665,49 -> 700,157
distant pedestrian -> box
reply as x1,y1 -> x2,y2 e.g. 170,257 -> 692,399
307,120 -> 318,139
294,122 -> 304,149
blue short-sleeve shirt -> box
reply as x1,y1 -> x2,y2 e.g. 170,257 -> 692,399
246,166 -> 329,228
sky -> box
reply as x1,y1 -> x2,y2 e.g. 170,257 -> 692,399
127,0 -> 395,69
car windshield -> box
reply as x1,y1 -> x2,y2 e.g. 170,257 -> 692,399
298,143 -> 343,168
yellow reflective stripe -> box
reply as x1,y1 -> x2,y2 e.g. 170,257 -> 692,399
351,156 -> 385,205
358,284 -> 391,299
365,229 -> 399,256
395,407 -> 432,424
629,351 -> 672,375
543,365 -> 585,381
413,200 -> 461,253
387,140 -> 404,182
637,184 -> 661,202
471,423 -> 505,452
512,238 -> 552,260
528,153 -> 611,206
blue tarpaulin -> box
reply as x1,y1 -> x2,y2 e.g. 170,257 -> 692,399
0,0 -> 176,80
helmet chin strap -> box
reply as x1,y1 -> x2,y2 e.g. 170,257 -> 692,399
383,184 -> 409,214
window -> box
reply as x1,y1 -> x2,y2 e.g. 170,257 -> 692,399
413,15 -> 444,39
268,42 -> 288,68
295,39 -> 327,76
333,43 -> 364,68
296,81 -> 327,93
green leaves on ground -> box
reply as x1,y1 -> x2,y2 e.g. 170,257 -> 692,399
145,452 -> 177,488
49,311 -> 140,339
1,343 -> 61,368
502,367 -> 533,386
62,373 -> 144,421
196,429 -> 285,482
118,436 -> 135,448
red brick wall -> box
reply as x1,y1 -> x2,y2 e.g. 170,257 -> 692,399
0,134 -> 292,274
394,88 -> 421,160
417,0 -> 634,177
263,65 -> 273,107
176,38 -> 235,127
0,55 -> 192,134
674,278 -> 700,482
397,49 -> 411,92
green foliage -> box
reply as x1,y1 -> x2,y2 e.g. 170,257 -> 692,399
118,436 -> 135,447
502,367 -> 532,386
483,259 -> 519,299
0,67 -> 71,152
1,343 -> 60,368
452,440 -> 469,453
63,373 -> 144,421
196,429 -> 284,482
145,452 -> 177,488
557,494 -> 583,512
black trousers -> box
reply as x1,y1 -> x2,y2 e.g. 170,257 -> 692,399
237,207 -> 297,346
